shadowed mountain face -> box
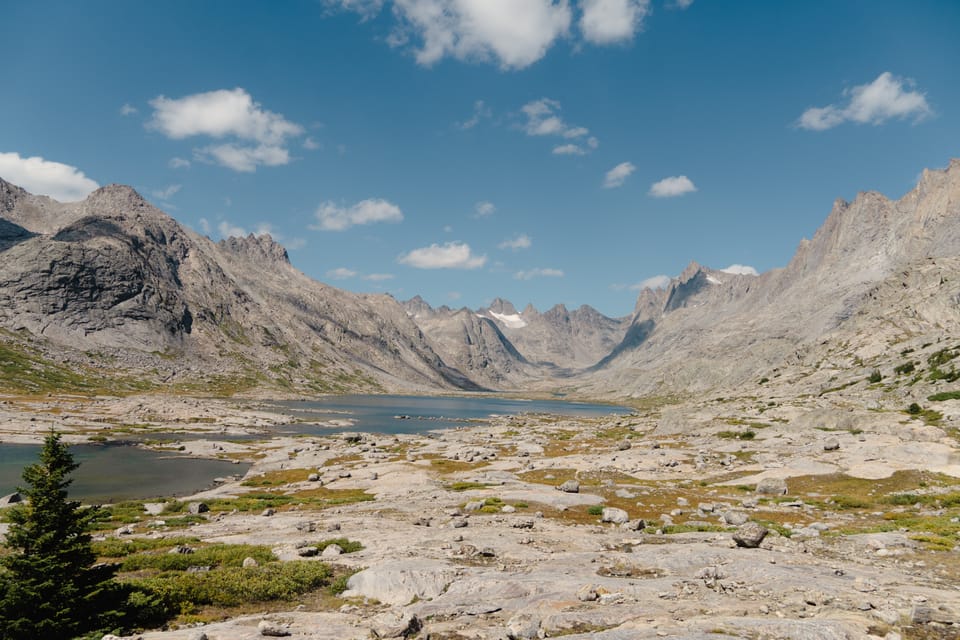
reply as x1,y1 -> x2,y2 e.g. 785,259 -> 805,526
0,179 -> 479,393
2,159 -> 959,398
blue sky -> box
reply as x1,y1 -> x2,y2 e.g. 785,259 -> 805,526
1,0 -> 958,317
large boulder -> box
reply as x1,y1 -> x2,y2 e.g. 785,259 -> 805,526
345,560 -> 458,606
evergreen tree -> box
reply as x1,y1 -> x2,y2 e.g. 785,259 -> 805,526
0,431 -> 121,639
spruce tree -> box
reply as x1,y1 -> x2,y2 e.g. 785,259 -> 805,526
0,431 -> 120,639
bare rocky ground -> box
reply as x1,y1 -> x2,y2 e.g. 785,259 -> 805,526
3,392 -> 960,640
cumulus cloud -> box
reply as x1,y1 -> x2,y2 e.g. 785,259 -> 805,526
649,175 -> 696,198
515,267 -> 564,280
580,0 -> 650,44
327,267 -> 358,280
498,233 -> 532,250
363,272 -> 395,281
720,264 -> 758,276
389,0 -> 572,70
399,241 -> 487,269
311,198 -> 404,231
151,184 -> 181,201
521,98 -> 597,154
603,161 -> 635,188
148,88 -> 303,172
0,152 -> 99,201
797,72 -> 932,131
474,201 -> 496,217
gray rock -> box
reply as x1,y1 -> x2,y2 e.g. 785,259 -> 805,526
723,510 -> 749,525
369,611 -> 421,638
187,501 -> 209,514
258,620 -> 291,636
451,518 -> 468,528
911,604 -> 958,624
733,522 -> 768,548
577,584 -> 600,601
321,543 -> 343,557
243,556 -> 259,568
823,438 -> 841,451
464,500 -> 484,512
601,507 -> 630,524
506,613 -> 541,640
297,546 -> 319,557
755,478 -> 788,495
261,508 -> 275,517
558,480 -> 580,493
617,440 -> 631,450
307,473 -> 320,481
0,492 -> 22,506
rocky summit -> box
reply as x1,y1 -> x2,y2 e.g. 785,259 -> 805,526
1,163 -> 960,640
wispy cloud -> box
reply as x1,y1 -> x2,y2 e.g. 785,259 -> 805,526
603,161 -> 635,188
151,184 -> 181,201
720,264 -> 758,276
120,103 -> 138,116
649,175 -> 697,198
0,152 -> 98,201
399,241 -> 487,269
515,267 -> 563,280
473,201 -> 496,218
521,98 -> 598,154
327,267 -> 358,280
148,88 -> 304,172
498,233 -> 532,251
168,157 -> 191,169
458,99 -> 492,129
797,72 -> 932,131
612,274 -> 671,291
311,198 -> 404,231
580,0 -> 651,45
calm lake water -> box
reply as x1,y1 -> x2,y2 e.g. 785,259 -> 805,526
0,395 -> 627,502
0,443 -> 248,503
270,394 -> 629,435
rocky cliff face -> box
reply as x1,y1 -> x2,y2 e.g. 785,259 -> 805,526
580,159 -> 960,398
0,178 -> 477,394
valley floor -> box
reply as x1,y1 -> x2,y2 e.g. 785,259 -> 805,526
2,392 -> 960,639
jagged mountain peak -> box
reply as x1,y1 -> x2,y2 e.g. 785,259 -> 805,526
218,233 -> 290,266
487,298 -> 518,315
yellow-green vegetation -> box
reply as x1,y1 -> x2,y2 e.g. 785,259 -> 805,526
315,538 -> 363,554
241,468 -> 313,486
448,481 -> 494,491
716,430 -> 756,440
0,337 -> 154,395
425,456 -> 489,474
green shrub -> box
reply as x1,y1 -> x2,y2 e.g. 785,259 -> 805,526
120,544 -> 275,572
587,505 -> 604,516
894,362 -> 916,375
867,369 -> 882,383
316,538 -> 363,554
907,402 -> 922,415
135,561 -> 332,613
928,390 -> 960,402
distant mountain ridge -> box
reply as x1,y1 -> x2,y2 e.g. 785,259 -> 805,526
2,159 -> 959,399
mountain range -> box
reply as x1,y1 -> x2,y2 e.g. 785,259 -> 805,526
1,158 -> 959,399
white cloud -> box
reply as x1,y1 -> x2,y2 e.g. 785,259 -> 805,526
498,233 -> 532,250
521,98 -> 597,154
303,137 -> 321,150
390,0 -> 572,70
616,274 -> 670,291
720,264 -> 758,276
169,157 -> 191,169
148,88 -> 303,172
580,0 -> 650,44
196,143 -> 291,173
198,218 -> 211,235
448,291 -> 462,300
649,175 -> 697,198
363,272 -> 395,281
603,161 -> 635,188
327,267 -> 358,280
218,220 -> 249,238
474,201 -> 496,217
515,267 -> 563,280
120,103 -> 138,116
673,0 -> 693,8
459,99 -> 492,129
151,184 -> 181,201
797,72 -> 932,131
323,0 -> 385,19
311,198 -> 404,231
0,152 -> 99,201
399,241 -> 487,269
553,143 -> 585,155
